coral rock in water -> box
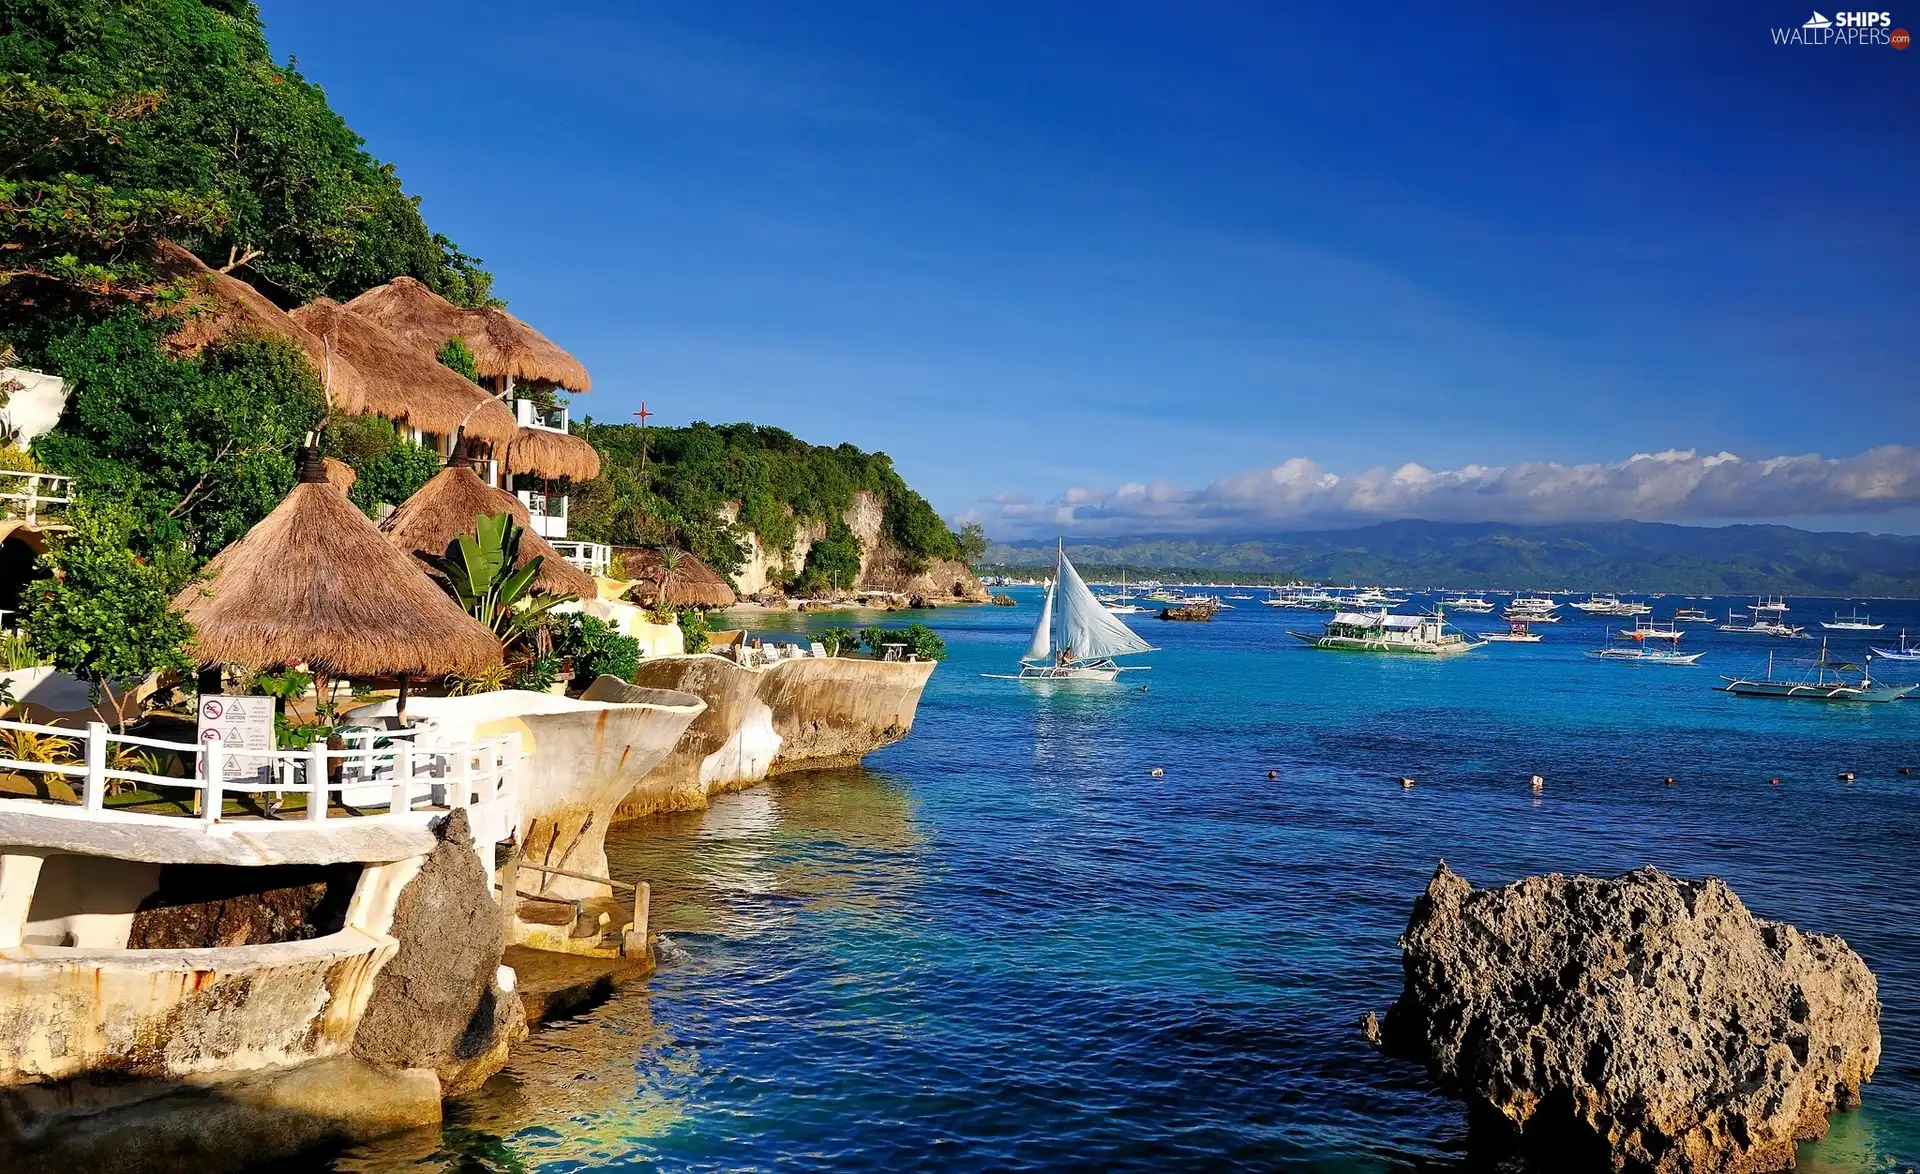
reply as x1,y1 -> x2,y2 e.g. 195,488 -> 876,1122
1379,864 -> 1879,1173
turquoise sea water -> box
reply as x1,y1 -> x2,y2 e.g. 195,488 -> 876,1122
339,592 -> 1920,1172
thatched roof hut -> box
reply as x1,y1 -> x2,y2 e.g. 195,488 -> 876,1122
380,462 -> 597,599
343,277 -> 591,391
503,426 -> 601,481
289,299 -> 517,446
175,450 -> 502,676
618,547 -> 737,610
154,242 -> 370,415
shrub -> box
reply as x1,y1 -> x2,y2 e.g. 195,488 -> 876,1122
553,613 -> 640,687
818,627 -> 856,657
677,607 -> 710,654
861,623 -> 947,662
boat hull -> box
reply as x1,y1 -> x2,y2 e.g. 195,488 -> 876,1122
986,659 -> 1133,683
1290,633 -> 1480,655
1717,680 -> 1914,702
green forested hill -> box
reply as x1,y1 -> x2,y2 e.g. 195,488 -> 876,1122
570,421 -> 968,588
983,520 -> 1920,595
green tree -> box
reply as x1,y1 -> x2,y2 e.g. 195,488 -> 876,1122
956,522 -> 989,566
32,313 -> 326,557
795,518 -> 862,596
0,0 -> 495,311
319,414 -> 442,516
19,497 -> 197,701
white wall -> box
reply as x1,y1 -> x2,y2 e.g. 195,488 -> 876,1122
0,368 -> 69,448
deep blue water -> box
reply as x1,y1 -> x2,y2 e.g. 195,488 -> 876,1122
339,592 -> 1920,1172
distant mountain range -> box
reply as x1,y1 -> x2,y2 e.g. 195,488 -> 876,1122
981,520 -> 1920,596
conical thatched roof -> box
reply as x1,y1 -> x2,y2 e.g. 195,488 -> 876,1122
289,299 -> 517,445
175,452 -> 502,676
154,242 -> 370,415
503,426 -> 601,481
618,547 -> 737,609
380,463 -> 596,599
343,277 -> 591,391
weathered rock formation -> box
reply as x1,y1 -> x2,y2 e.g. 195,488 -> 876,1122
724,491 -> 988,602
1377,863 -> 1880,1174
352,810 -> 524,1096
593,653 -> 936,820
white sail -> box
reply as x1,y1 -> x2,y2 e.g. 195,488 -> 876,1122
1058,553 -> 1154,660
1023,579 -> 1055,662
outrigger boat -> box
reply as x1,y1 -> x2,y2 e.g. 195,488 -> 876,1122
1441,594 -> 1497,613
1717,641 -> 1914,703
1870,630 -> 1920,661
1820,608 -> 1884,632
1718,610 -> 1807,638
1673,608 -> 1715,623
1620,618 -> 1684,643
1586,639 -> 1704,665
1481,618 -> 1542,643
1290,606 -> 1484,655
986,541 -> 1156,683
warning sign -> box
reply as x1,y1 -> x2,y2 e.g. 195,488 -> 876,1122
197,695 -> 277,785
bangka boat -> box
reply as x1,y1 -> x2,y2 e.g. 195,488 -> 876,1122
986,542 -> 1157,683
1481,619 -> 1542,643
1870,630 -> 1920,661
1673,608 -> 1715,623
1620,618 -> 1684,643
1290,607 -> 1483,655
1751,595 -> 1790,614
1820,608 -> 1884,632
1718,610 -> 1807,638
1717,641 -> 1913,703
1441,594 -> 1496,613
1586,642 -> 1704,665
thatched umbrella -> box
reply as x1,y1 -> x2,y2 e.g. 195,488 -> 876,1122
154,241 -> 370,415
380,458 -> 597,599
176,449 -> 502,717
289,299 -> 517,447
502,426 -> 601,481
617,547 -> 737,609
343,277 -> 591,390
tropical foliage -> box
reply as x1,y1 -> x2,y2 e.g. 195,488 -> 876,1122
32,314 -> 326,558
431,513 -> 573,647
552,613 -> 640,688
319,414 -> 442,517
570,421 -> 962,582
859,623 -> 947,662
0,0 -> 495,314
18,497 -> 197,693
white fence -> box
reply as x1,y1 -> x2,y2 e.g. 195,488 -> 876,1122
549,540 -> 610,577
0,717 -> 522,834
0,471 -> 71,527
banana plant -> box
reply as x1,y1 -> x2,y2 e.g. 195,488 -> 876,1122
434,513 -> 573,647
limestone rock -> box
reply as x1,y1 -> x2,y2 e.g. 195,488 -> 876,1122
352,810 -> 525,1094
1379,863 -> 1879,1173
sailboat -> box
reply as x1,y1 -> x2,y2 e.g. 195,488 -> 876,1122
986,542 -> 1157,682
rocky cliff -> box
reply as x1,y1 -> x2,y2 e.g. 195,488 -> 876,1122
591,654 -> 937,820
1375,863 -> 1880,1173
725,492 -> 986,601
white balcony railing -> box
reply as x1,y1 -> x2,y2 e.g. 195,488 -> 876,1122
0,717 -> 524,849
514,398 -> 569,433
548,540 -> 611,577
0,470 -> 71,527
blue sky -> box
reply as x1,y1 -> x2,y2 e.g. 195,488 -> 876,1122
258,2 -> 1917,535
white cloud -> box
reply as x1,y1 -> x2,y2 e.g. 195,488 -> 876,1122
987,445 -> 1920,535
